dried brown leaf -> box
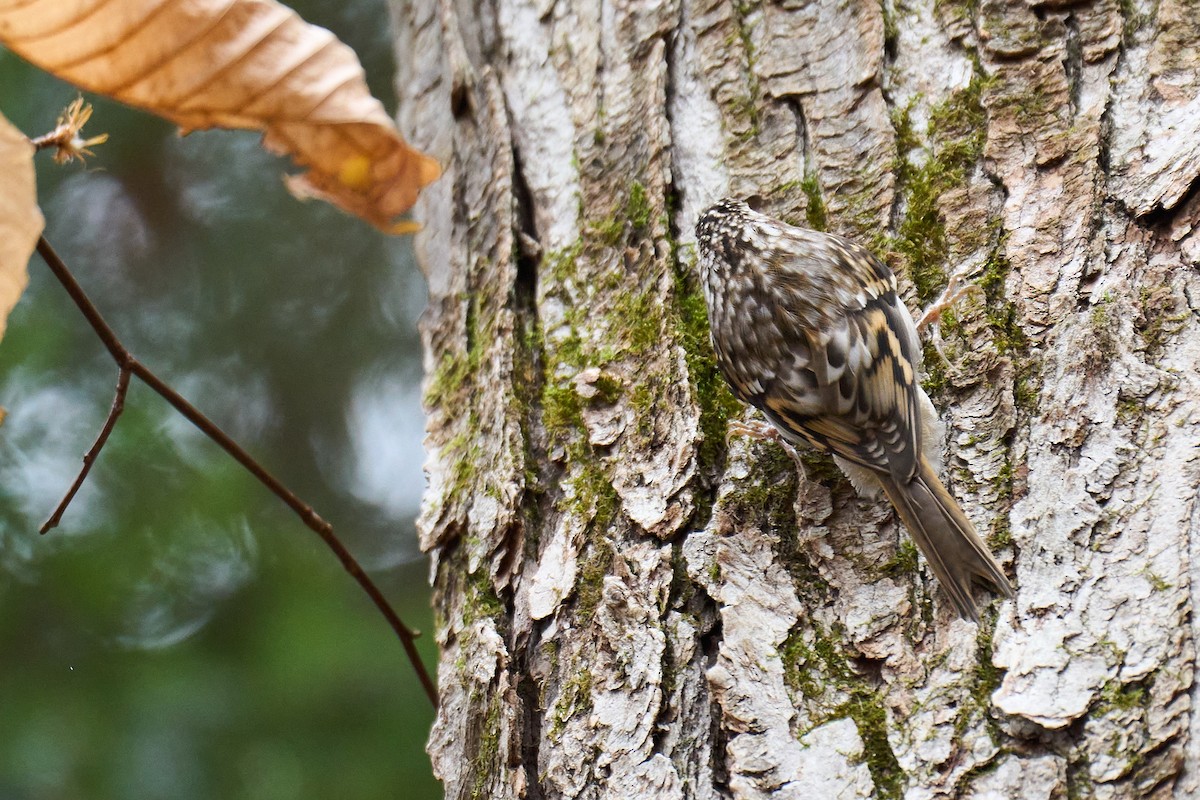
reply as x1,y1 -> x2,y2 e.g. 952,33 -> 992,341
0,111 -> 42,340
0,0 -> 439,232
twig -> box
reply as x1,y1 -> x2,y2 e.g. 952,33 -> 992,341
29,98 -> 109,164
40,366 -> 131,534
34,236 -> 438,709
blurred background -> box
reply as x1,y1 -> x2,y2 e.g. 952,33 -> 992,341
0,1 -> 441,798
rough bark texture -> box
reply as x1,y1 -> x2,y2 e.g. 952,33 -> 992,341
390,0 -> 1200,797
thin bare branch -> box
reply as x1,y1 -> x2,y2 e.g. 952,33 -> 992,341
40,365 -> 131,534
34,236 -> 438,709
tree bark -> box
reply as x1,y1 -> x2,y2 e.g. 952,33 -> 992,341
390,0 -> 1200,797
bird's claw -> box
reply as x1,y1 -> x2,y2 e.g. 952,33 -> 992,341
727,418 -> 802,462
916,274 -> 983,364
915,273 -> 980,334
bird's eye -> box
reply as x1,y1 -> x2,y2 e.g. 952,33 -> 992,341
745,194 -> 765,211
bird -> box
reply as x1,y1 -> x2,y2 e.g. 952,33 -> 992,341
694,197 -> 1013,621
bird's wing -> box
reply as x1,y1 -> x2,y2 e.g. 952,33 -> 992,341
760,248 -> 925,484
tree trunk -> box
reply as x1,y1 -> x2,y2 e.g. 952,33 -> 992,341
390,0 -> 1200,797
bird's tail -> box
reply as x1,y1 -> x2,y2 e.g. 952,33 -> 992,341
878,457 -> 1014,621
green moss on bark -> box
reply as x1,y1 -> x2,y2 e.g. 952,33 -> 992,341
671,249 -> 742,474
889,74 -> 989,304
781,621 -> 905,799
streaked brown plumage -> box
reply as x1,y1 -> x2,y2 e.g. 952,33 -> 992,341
695,198 -> 1013,620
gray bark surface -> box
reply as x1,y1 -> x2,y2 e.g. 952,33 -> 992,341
390,0 -> 1200,797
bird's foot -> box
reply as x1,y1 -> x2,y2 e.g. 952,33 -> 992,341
915,273 -> 980,333
916,273 -> 983,363
727,419 -> 802,462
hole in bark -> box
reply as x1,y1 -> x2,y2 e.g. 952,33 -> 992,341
1063,14 -> 1084,114
850,655 -> 887,688
699,614 -> 723,659
515,642 -> 547,800
451,80 -> 471,120
506,139 -> 559,556
1141,171 -> 1200,229
1077,266 -> 1102,304
510,144 -> 542,272
698,613 -> 729,789
509,138 -> 542,372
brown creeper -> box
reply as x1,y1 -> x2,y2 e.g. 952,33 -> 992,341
695,198 -> 1013,620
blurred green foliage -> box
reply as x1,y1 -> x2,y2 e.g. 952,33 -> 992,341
0,1 -> 440,797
